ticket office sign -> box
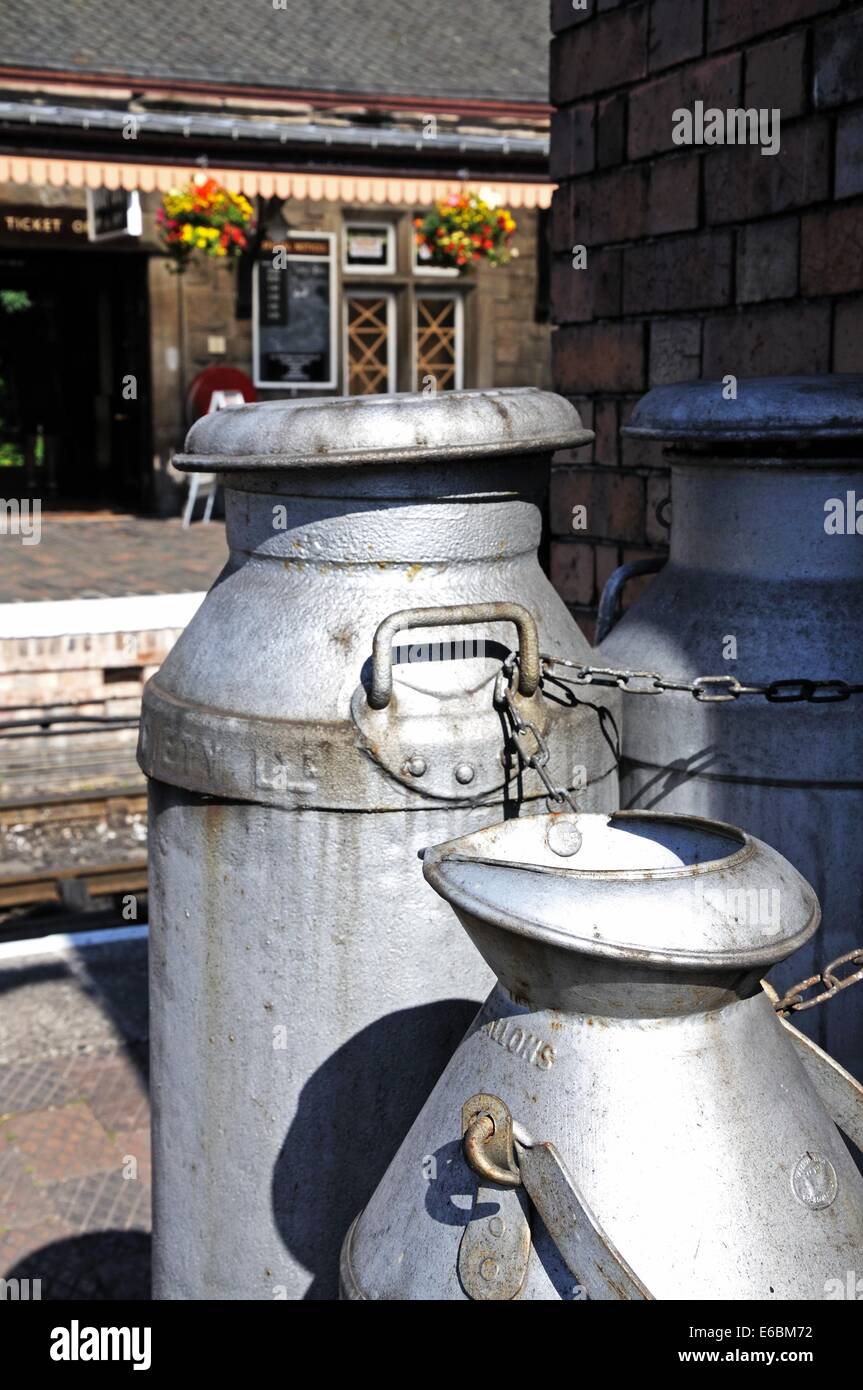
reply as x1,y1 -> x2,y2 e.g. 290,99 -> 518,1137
253,233 -> 337,389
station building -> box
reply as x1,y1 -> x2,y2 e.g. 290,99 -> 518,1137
0,0 -> 552,513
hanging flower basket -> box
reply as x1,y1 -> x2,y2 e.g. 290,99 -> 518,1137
414,189 -> 517,272
156,176 -> 255,273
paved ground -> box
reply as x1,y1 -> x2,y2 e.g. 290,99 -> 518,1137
0,938 -> 151,1299
0,511 -> 226,602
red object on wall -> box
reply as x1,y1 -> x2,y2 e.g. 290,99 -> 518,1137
186,366 -> 257,423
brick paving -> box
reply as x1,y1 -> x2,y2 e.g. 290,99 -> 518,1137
0,512 -> 226,603
0,941 -> 151,1300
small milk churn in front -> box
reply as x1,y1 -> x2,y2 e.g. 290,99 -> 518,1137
598,376 -> 863,1077
341,810 -> 863,1301
137,388 -> 620,1300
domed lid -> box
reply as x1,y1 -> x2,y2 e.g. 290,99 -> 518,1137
175,387 -> 592,472
623,375 -> 863,448
422,811 -> 819,970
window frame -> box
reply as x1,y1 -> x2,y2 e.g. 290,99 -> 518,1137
413,289 -> 464,392
342,221 -> 396,276
342,287 -> 398,395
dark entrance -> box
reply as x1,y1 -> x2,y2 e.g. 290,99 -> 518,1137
0,248 -> 151,509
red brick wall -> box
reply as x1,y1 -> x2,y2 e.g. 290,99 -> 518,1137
549,0 -> 863,640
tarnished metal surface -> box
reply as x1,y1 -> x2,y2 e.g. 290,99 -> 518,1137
459,1091 -> 652,1300
515,1140 -> 652,1301
624,374 -> 863,444
461,1094 -> 521,1186
344,811 -> 863,1300
139,389 -> 619,1300
773,1010 -> 863,1155
175,386 -> 593,470
601,374 -> 863,1076
458,1097 -> 531,1300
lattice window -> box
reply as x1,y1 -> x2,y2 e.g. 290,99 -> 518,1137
345,295 -> 393,395
415,295 -> 461,391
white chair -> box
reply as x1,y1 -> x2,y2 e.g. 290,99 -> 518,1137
182,472 -> 217,527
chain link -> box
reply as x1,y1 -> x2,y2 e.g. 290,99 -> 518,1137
773,949 -> 863,1015
494,655 -> 579,813
492,645 -> 862,808
540,654 -> 863,704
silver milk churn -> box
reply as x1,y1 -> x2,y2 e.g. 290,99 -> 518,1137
136,388 -> 620,1299
341,809 -> 863,1301
597,376 -> 863,1077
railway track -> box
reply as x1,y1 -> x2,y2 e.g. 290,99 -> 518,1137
0,786 -> 148,926
0,785 -> 146,827
0,858 -> 148,910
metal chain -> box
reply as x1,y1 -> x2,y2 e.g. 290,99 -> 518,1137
494,654 -> 579,813
773,949 -> 863,1016
494,650 -> 863,1016
492,648 -> 863,1014
540,654 -> 863,704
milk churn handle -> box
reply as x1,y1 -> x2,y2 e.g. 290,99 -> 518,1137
462,1094 -> 654,1301
596,556 -> 666,643
763,972 -> 863,1155
367,602 -> 541,709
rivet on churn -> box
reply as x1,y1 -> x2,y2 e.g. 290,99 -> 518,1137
454,763 -> 475,785
546,819 -> 582,857
404,756 -> 427,777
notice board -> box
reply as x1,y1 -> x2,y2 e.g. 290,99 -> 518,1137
253,233 -> 336,389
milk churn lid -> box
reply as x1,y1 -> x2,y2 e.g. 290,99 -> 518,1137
175,387 -> 592,472
422,811 -> 819,970
623,375 -> 863,446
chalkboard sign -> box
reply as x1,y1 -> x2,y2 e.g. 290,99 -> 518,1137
253,233 -> 336,389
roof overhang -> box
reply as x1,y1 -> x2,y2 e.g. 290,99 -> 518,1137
0,153 -> 554,208
0,67 -> 553,121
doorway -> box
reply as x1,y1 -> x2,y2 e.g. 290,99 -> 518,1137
0,249 -> 152,510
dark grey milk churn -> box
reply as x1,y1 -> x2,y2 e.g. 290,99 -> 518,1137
342,810 -> 863,1300
600,376 -> 863,1078
137,388 -> 620,1299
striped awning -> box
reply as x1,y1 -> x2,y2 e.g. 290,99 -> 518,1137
0,155 -> 554,208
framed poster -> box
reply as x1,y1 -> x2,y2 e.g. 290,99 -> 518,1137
253,232 -> 337,389
343,222 -> 395,273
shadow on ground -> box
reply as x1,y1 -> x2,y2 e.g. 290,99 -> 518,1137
7,1231 -> 151,1300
